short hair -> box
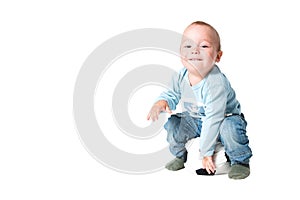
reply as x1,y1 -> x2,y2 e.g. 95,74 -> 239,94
188,21 -> 221,51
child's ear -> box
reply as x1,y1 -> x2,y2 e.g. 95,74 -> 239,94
215,51 -> 223,62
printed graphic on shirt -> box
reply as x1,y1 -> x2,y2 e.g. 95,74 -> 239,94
182,99 -> 205,118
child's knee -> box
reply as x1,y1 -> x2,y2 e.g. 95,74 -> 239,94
220,116 -> 245,134
164,115 -> 180,130
220,117 -> 247,143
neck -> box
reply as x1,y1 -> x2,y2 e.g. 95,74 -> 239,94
188,72 -> 203,86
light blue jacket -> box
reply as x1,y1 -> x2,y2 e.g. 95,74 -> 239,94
157,65 -> 241,156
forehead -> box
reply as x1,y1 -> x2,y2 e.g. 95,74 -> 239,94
182,24 -> 217,44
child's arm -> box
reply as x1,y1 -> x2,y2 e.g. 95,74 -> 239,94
199,84 -> 226,174
147,69 -> 184,121
200,83 -> 227,158
147,100 -> 172,121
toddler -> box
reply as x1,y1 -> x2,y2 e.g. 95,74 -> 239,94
147,21 -> 252,179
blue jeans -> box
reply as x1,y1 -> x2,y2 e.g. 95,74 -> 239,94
164,112 -> 252,165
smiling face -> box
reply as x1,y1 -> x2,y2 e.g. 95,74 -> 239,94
180,24 -> 222,78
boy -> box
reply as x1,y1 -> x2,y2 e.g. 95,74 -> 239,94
147,21 -> 252,179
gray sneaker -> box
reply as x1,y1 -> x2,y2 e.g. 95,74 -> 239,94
165,158 -> 185,171
228,164 -> 250,179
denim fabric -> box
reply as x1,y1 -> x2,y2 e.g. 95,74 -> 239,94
219,115 -> 252,165
164,112 -> 252,165
165,112 -> 202,162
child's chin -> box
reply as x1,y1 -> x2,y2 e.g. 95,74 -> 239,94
186,61 -> 202,70
189,60 -> 202,66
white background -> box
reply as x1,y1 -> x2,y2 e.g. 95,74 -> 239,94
1,0 -> 300,199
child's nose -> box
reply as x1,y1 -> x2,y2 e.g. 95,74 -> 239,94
191,47 -> 200,54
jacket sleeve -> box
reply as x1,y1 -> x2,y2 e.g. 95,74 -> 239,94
156,71 -> 182,110
199,83 -> 227,157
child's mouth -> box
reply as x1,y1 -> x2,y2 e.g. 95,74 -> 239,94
189,58 -> 202,61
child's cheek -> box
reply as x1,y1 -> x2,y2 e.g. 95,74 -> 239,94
180,49 -> 188,58
181,57 -> 188,67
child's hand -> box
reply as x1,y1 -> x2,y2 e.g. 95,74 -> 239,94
147,100 -> 172,121
202,156 -> 216,174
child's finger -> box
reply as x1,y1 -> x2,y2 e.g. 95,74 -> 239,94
165,105 -> 172,114
205,164 -> 212,174
205,163 -> 215,174
146,112 -> 151,120
148,109 -> 159,121
147,109 -> 155,121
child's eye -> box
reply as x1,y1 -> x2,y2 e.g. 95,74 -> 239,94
184,45 -> 192,48
201,45 -> 209,48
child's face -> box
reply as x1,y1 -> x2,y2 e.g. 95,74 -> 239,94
180,24 -> 222,75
